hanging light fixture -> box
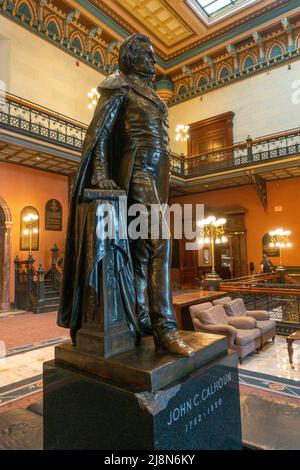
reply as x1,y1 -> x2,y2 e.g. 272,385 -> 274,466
175,124 -> 190,155
197,216 -> 227,280
269,228 -> 292,271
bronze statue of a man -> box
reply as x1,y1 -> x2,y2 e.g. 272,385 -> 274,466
58,34 -> 193,357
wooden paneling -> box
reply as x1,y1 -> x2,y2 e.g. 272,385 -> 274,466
179,236 -> 198,288
188,112 -> 235,155
177,206 -> 248,285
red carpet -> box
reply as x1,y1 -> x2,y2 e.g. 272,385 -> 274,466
0,311 -> 67,350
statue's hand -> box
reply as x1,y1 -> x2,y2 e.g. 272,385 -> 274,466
91,176 -> 119,190
91,159 -> 119,189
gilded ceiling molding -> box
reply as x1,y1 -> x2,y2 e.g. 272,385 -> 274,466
1,0 -> 300,106
86,0 -> 295,62
169,30 -> 300,106
240,50 -> 259,68
0,0 -> 115,76
111,0 -> 194,48
165,0 -> 298,61
266,38 -> 287,60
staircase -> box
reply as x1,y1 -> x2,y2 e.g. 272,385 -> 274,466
14,245 -> 62,314
31,271 -> 60,313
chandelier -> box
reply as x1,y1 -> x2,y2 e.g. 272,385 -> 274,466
88,87 -> 100,110
269,228 -> 292,270
197,216 -> 227,280
175,124 -> 190,156
175,124 -> 190,142
269,228 -> 292,248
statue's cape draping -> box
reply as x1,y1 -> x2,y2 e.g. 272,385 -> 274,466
57,72 -> 140,342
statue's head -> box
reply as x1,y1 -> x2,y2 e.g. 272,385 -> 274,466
118,34 -> 156,80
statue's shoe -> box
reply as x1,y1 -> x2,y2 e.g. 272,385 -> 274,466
153,330 -> 194,357
138,316 -> 153,336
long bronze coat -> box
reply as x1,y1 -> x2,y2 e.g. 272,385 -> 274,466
57,71 -> 168,337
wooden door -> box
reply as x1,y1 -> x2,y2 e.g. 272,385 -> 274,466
179,237 -> 198,289
199,209 -> 248,280
224,210 -> 248,278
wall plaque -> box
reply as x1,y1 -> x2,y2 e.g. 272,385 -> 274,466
45,199 -> 62,231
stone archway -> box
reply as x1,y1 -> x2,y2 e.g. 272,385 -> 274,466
0,197 -> 12,311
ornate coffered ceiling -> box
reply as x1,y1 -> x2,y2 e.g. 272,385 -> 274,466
81,0 -> 298,61
111,0 -> 194,47
1,0 -> 300,100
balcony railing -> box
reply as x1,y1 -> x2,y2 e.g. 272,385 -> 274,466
1,92 -> 300,178
170,128 -> 300,178
0,92 -> 87,150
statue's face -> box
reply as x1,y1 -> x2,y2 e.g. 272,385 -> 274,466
133,41 -> 156,78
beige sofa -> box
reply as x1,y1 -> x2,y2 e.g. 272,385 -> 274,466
190,303 -> 261,363
212,297 -> 276,349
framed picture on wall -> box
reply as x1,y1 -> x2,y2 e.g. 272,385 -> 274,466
262,233 -> 279,257
203,247 -> 210,265
198,247 -> 211,266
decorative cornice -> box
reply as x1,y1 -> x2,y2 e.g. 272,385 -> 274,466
169,48 -> 300,107
0,0 -> 117,75
1,0 -> 300,98
80,0 -> 296,63
169,0 -> 285,59
164,0 -> 300,68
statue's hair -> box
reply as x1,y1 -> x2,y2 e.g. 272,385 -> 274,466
118,34 -> 152,74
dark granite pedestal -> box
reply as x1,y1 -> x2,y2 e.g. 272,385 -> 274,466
43,332 -> 242,450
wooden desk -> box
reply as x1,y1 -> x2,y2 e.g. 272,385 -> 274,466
286,330 -> 300,366
173,290 -> 228,330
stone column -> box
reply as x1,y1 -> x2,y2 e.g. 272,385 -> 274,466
154,75 -> 174,103
1,221 -> 13,310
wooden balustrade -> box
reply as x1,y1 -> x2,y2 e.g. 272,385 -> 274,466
14,244 -> 63,312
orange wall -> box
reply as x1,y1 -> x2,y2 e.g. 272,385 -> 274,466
171,177 -> 300,274
0,162 -> 68,302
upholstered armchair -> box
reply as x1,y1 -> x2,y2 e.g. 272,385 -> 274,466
212,296 -> 232,306
221,298 -> 276,348
189,304 -> 261,363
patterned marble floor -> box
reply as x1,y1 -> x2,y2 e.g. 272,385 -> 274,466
0,343 -> 62,388
240,337 -> 300,381
0,337 -> 68,409
1,335 -> 299,410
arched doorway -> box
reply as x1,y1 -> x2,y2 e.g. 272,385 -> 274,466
0,197 -> 12,311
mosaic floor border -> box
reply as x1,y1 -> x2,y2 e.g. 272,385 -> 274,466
239,369 -> 300,399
